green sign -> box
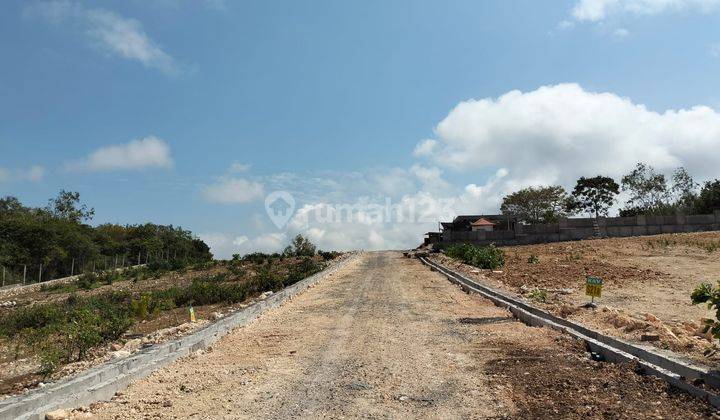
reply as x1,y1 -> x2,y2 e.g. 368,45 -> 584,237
585,276 -> 603,299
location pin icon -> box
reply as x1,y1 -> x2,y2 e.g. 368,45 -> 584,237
265,191 -> 296,229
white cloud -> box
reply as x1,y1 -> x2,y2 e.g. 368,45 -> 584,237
613,27 -> 630,37
228,162 -> 252,173
0,165 -> 45,184
0,168 -> 10,184
199,232 -> 287,259
571,0 -> 720,22
67,136 -> 173,172
25,1 -> 179,74
203,177 -> 264,204
418,83 -> 720,189
17,165 -> 45,182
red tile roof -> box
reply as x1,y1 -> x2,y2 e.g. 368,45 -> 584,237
471,217 -> 495,226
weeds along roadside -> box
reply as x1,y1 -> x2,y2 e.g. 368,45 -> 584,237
0,253 -> 332,377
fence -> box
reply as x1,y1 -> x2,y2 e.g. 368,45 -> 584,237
438,210 -> 720,248
0,249 -> 184,289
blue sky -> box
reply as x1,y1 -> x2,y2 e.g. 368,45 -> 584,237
3,0 -> 720,257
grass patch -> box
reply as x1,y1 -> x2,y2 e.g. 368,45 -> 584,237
445,244 -> 505,270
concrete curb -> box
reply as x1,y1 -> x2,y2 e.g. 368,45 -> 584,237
0,254 -> 359,420
419,256 -> 720,409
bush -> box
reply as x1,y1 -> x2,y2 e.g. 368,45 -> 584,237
318,250 -> 342,261
445,244 -> 505,270
286,258 -> 323,285
691,282 -> 720,338
76,273 -> 98,290
525,288 -> 547,303
0,291 -> 133,374
527,255 -> 540,264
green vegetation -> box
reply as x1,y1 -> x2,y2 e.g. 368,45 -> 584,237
527,254 -> 540,264
0,292 -> 133,375
691,282 -> 720,339
525,288 -> 548,303
568,175 -> 620,218
445,244 -> 505,269
500,185 -> 573,224
0,192 -> 212,282
0,234 -> 333,377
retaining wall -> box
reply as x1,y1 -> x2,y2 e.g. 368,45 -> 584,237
440,210 -> 720,247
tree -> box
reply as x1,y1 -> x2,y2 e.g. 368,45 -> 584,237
569,176 -> 619,218
500,186 -> 572,224
671,167 -> 698,213
694,179 -> 720,214
46,190 -> 95,223
290,234 -> 316,257
620,163 -> 670,215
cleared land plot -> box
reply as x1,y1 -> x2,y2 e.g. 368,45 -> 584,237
78,252 -> 712,419
432,232 -> 720,365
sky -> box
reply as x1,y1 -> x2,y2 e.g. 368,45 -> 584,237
3,0 -> 720,258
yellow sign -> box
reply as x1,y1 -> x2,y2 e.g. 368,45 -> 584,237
189,306 -> 196,322
585,277 -> 603,298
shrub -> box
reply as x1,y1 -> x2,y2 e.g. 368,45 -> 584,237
525,289 -> 547,303
691,282 -> 720,338
527,255 -> 540,264
131,294 -> 151,320
445,244 -> 505,270
318,250 -> 342,261
286,258 -> 323,285
75,273 -> 98,290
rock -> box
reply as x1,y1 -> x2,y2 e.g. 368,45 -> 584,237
644,313 -> 660,323
662,326 -> 679,341
210,312 -> 223,321
46,409 -> 70,420
162,400 -> 173,407
123,338 -> 142,350
641,334 -> 660,342
110,350 -> 131,359
110,343 -> 123,351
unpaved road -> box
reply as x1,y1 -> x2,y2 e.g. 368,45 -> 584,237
82,252 -> 713,419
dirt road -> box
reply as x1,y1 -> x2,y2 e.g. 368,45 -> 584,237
82,252 -> 713,419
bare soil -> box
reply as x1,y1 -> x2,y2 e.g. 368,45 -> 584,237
70,252 -> 714,419
432,232 -> 720,365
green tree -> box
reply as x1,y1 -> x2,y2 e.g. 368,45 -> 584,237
500,186 -> 572,224
670,167 -> 698,214
569,176 -> 620,218
290,234 -> 316,257
45,190 -> 95,223
694,179 -> 720,214
620,163 -> 670,215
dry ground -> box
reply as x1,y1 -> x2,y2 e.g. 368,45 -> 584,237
432,232 -> 720,365
68,251 -> 714,419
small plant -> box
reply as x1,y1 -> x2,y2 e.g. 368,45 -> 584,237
445,244 -> 505,270
691,282 -> 720,338
131,294 -> 151,320
527,254 -> 540,264
525,288 -> 547,303
75,273 -> 98,290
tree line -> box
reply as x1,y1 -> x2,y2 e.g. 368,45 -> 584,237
0,191 -> 212,280
500,163 -> 720,224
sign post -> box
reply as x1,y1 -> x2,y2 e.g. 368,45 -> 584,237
585,276 -> 603,307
